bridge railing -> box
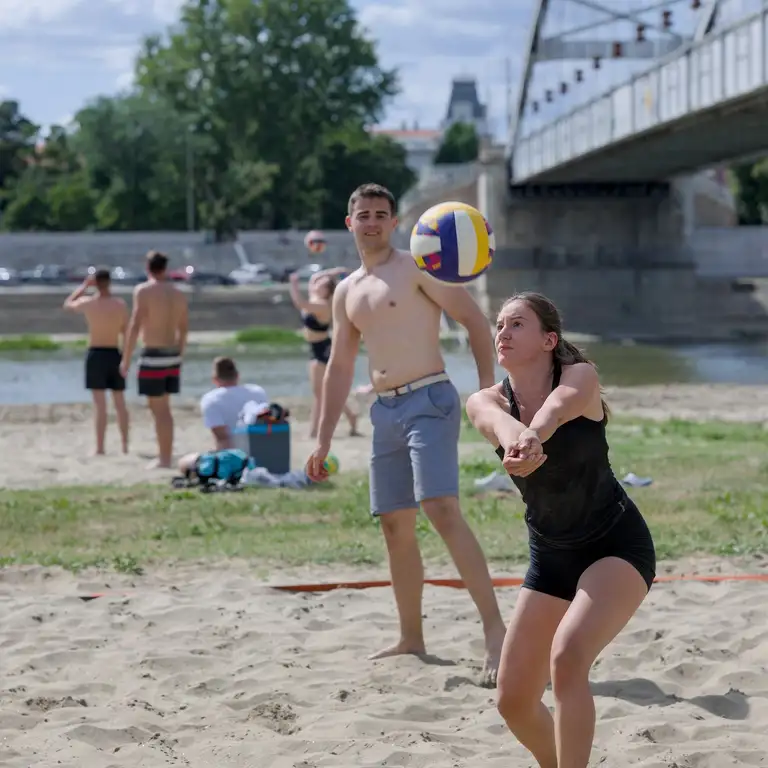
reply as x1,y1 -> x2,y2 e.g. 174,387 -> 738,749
512,6 -> 768,181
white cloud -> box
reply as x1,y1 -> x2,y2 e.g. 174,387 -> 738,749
356,0 -> 529,136
148,0 -> 185,22
0,0 -> 81,29
115,70 -> 136,90
1,0 -> 718,146
95,43 -> 140,73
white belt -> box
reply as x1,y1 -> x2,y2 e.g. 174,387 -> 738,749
376,372 -> 450,398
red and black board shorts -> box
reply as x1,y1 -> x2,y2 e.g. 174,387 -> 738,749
137,347 -> 182,397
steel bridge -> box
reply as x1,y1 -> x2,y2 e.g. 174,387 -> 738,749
509,0 -> 768,184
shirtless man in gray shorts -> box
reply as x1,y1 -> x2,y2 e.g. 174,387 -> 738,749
306,183 -> 506,685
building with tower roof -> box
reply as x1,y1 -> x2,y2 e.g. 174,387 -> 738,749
373,76 -> 490,177
441,76 -> 490,138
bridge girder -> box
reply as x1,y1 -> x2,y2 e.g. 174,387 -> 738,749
508,0 -> 725,161
693,0 -> 723,40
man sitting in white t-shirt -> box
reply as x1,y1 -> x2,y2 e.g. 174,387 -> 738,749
178,356 -> 267,474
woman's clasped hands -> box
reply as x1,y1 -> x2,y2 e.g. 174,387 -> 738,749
501,428 -> 547,478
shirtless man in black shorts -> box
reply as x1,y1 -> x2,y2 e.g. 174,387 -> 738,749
120,251 -> 189,468
63,268 -> 130,454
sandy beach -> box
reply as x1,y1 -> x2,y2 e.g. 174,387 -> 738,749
1,384 -> 768,766
1,557 -> 768,767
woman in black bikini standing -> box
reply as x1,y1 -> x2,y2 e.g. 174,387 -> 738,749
288,269 -> 359,438
466,291 -> 655,768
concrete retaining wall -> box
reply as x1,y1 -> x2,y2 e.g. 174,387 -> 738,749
0,287 -> 302,336
0,230 -> 405,273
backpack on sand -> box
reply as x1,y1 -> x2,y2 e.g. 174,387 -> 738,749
174,449 -> 251,492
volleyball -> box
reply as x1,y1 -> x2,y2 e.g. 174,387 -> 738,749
323,453 -> 340,475
304,229 -> 327,254
410,201 -> 494,284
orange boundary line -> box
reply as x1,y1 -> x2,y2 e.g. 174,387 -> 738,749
269,574 -> 768,593
75,573 -> 768,600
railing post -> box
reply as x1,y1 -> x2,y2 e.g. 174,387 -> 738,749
763,5 -> 767,86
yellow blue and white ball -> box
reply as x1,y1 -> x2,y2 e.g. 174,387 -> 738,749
410,201 -> 494,284
323,453 -> 340,475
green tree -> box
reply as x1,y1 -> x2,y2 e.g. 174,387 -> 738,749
1,167 -> 50,230
37,125 -> 80,174
72,94 -> 199,231
731,160 -> 768,225
0,119 -> 96,231
318,127 -> 415,227
0,100 -> 40,215
434,121 -> 479,165
134,0 -> 398,235
47,170 -> 96,231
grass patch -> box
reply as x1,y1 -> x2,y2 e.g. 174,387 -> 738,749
1,417 -> 766,574
232,326 -> 304,345
0,334 -> 62,351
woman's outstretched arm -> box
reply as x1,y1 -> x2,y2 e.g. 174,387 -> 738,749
466,384 -> 527,449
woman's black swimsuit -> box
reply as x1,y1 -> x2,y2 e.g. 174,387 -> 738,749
495,360 -> 656,601
302,311 -> 331,364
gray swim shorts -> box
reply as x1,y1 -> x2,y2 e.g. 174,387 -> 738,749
368,377 -> 461,515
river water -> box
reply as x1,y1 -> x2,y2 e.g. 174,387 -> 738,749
1,339 -> 767,405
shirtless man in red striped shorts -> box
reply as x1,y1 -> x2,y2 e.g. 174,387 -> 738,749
121,251 -> 189,468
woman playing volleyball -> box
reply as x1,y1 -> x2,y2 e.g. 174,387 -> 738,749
465,291 -> 655,768
288,268 -> 359,438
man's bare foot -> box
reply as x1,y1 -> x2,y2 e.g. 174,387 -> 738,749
93,449 -> 105,456
348,413 -> 362,437
481,622 -> 507,688
368,639 -> 426,660
147,459 -> 173,469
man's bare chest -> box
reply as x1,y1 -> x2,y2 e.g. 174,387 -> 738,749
346,276 -> 415,330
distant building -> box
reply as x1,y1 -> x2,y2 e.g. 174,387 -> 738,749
370,124 -> 443,176
372,76 -> 490,177
442,77 -> 490,137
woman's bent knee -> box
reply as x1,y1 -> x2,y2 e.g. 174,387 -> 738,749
497,680 -> 541,724
550,639 -> 591,694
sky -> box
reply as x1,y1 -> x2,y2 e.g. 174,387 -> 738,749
0,0 -> 736,141
0,0 -> 532,138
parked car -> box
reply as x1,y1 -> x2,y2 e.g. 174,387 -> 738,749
293,263 -> 323,282
228,263 -> 272,285
0,267 -> 19,286
271,265 -> 295,282
170,265 -> 237,286
187,269 -> 237,286
111,266 -> 144,285
18,264 -> 71,284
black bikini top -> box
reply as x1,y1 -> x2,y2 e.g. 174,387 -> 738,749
301,311 -> 330,332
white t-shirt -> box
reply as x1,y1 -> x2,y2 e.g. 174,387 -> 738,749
200,384 -> 268,432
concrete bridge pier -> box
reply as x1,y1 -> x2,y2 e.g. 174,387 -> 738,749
398,147 -> 767,341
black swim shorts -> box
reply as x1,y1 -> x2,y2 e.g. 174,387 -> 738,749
524,495 -> 657,601
85,347 -> 125,391
309,338 -> 331,364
